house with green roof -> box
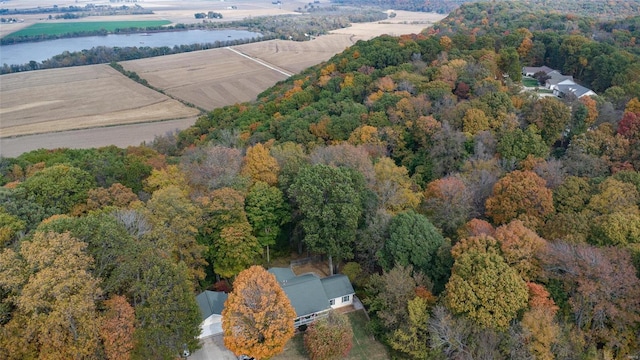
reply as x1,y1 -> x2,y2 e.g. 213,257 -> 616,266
268,267 -> 355,328
195,290 -> 228,338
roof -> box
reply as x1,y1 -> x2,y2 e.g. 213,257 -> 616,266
555,83 -> 596,98
277,273 -> 331,317
522,66 -> 554,74
268,267 -> 296,283
196,291 -> 228,321
321,274 -> 355,300
546,70 -> 573,85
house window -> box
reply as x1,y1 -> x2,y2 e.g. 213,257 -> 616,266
329,299 -> 335,306
342,295 -> 350,303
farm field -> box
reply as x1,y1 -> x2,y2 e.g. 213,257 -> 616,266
0,64 -> 200,138
4,20 -> 172,38
120,10 -> 446,109
119,47 -> 291,111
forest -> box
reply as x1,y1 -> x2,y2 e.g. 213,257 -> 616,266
1,0 -> 640,359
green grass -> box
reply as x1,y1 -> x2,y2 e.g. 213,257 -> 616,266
5,20 -> 171,38
273,310 -> 390,360
522,77 -> 540,87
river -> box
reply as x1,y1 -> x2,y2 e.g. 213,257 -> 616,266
0,29 -> 262,66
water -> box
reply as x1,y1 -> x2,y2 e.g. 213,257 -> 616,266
0,29 -> 262,66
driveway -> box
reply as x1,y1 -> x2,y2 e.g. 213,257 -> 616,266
190,334 -> 237,360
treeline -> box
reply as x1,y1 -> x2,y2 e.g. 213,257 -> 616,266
196,7 -> 388,41
0,36 -> 269,74
331,0 -> 640,19
0,4 -> 150,17
2,1 -> 640,359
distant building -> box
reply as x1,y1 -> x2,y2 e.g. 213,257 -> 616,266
522,65 -> 554,77
522,65 -> 597,98
545,70 -> 574,90
554,82 -> 597,98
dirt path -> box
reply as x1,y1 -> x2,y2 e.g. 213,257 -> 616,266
0,117 -> 197,158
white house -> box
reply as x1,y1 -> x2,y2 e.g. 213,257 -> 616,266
545,70 -> 574,90
553,82 -> 597,98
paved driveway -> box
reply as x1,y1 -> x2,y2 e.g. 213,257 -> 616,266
190,334 -> 237,360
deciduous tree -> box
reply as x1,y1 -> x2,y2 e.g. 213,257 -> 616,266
241,143 -> 280,186
378,211 -> 445,283
100,295 -> 135,360
19,164 -> 95,214
445,239 -> 528,330
364,264 -> 429,330
422,176 -> 473,238
388,296 -> 432,359
494,220 -> 547,281
373,157 -> 421,213
0,231 -> 102,359
304,311 -> 354,360
145,185 -> 207,287
485,170 -> 554,230
222,266 -> 296,358
541,242 -> 640,356
527,97 -> 571,145
289,164 -> 364,275
245,181 -> 290,263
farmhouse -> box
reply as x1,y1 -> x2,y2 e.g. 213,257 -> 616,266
268,267 -> 356,328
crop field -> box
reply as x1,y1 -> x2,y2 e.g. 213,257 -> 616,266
119,48 -> 291,111
0,64 -> 200,138
4,20 -> 172,38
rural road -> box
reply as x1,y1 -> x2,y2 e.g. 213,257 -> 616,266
0,117 -> 196,158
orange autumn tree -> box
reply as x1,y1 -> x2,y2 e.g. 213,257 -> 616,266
485,170 -> 554,230
222,266 -> 296,359
100,295 -> 135,360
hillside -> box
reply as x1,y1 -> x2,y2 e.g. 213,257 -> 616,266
1,1 -> 640,359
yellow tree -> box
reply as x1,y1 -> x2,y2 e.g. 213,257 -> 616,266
445,235 -> 528,330
0,231 -> 102,359
462,108 -> 491,135
241,143 -> 280,186
143,164 -> 190,194
222,266 -> 296,358
373,157 -> 422,213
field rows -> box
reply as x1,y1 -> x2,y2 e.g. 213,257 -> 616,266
120,48 -> 291,110
0,64 -> 199,137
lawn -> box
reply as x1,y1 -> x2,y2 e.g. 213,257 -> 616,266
5,20 -> 171,38
522,77 -> 540,87
273,310 -> 390,360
